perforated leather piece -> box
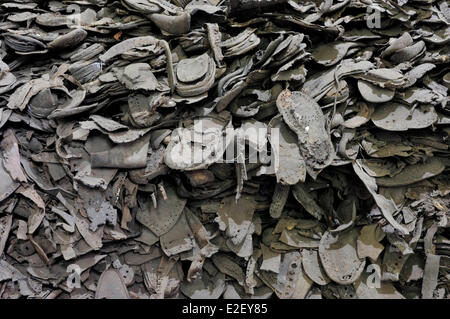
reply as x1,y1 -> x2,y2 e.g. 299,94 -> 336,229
136,183 -> 186,237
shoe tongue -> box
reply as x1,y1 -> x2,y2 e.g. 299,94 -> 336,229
95,269 -> 130,299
